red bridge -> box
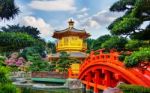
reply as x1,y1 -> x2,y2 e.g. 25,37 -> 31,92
70,49 -> 150,93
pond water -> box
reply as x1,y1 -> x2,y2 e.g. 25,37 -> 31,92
20,87 -> 83,93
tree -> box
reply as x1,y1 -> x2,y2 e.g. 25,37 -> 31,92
0,25 -> 46,55
0,0 -> 19,20
86,38 -> 95,53
125,40 -> 144,51
21,42 -> 46,59
56,52 -> 71,72
1,25 -> 40,39
124,47 -> 150,67
47,41 -> 56,54
0,32 -> 35,52
108,0 -> 150,40
0,1 -> 24,92
27,53 -> 50,71
86,35 -> 111,53
0,66 -> 20,93
56,52 -> 79,72
92,35 -> 111,50
101,36 -> 127,51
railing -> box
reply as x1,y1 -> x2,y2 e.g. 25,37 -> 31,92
78,49 -> 150,93
80,49 -> 123,73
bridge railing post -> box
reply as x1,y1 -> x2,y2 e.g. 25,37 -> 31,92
94,70 -> 101,93
85,72 -> 92,91
103,70 -> 111,87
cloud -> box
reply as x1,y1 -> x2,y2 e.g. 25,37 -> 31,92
75,7 -> 89,19
78,7 -> 88,13
29,0 -> 76,11
20,16 -> 54,40
81,10 -> 123,29
77,12 -> 88,19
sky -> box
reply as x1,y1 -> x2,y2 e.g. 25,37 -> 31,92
0,0 -> 124,42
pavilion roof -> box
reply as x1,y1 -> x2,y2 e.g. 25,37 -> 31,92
52,19 -> 90,39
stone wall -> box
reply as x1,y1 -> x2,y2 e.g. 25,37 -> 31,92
64,79 -> 82,89
11,71 -> 31,78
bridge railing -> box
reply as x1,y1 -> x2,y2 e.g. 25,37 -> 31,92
80,49 -> 123,72
78,49 -> 150,93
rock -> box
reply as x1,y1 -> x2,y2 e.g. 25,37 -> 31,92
65,79 -> 82,89
103,87 -> 123,93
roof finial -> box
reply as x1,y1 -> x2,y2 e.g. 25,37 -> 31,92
68,19 -> 74,28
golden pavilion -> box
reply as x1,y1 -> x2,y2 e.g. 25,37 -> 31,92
49,19 -> 90,62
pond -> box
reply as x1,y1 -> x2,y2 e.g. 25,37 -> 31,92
20,87 -> 83,93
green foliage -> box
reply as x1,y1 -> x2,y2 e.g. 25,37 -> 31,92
0,25 -> 46,54
21,44 -> 46,59
111,16 -> 141,35
27,53 -> 50,71
0,66 -> 10,83
0,83 -> 20,93
0,66 -> 20,93
101,36 -> 127,51
47,41 -> 56,54
110,0 -> 136,12
1,25 -> 40,39
130,25 -> 150,40
0,32 -> 35,52
86,35 -> 111,53
118,83 -> 150,93
119,54 -> 126,62
56,52 -> 79,72
0,56 -> 6,66
0,0 -> 19,20
125,40 -> 144,51
124,47 -> 150,67
93,35 -> 111,50
109,0 -> 150,40
86,38 -> 95,53
56,52 -> 71,72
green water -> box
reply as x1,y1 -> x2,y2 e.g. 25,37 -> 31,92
20,87 -> 83,93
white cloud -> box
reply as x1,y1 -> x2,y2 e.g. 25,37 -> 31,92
81,10 -> 123,29
74,9 -> 124,39
77,12 -> 88,19
75,7 -> 89,19
20,16 -> 54,40
29,0 -> 76,11
78,7 -> 88,13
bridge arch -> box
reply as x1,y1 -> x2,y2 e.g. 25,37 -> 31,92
77,50 -> 150,93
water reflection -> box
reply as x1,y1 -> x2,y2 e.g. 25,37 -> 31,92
20,87 -> 82,93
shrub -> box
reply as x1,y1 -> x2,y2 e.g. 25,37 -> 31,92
0,83 -> 20,93
117,84 -> 150,93
27,53 -> 50,71
124,47 -> 150,67
0,56 -> 6,66
0,66 -> 10,83
0,66 -> 20,93
125,40 -> 143,51
101,36 -> 127,51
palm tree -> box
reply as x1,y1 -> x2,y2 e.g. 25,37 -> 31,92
0,0 -> 19,20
